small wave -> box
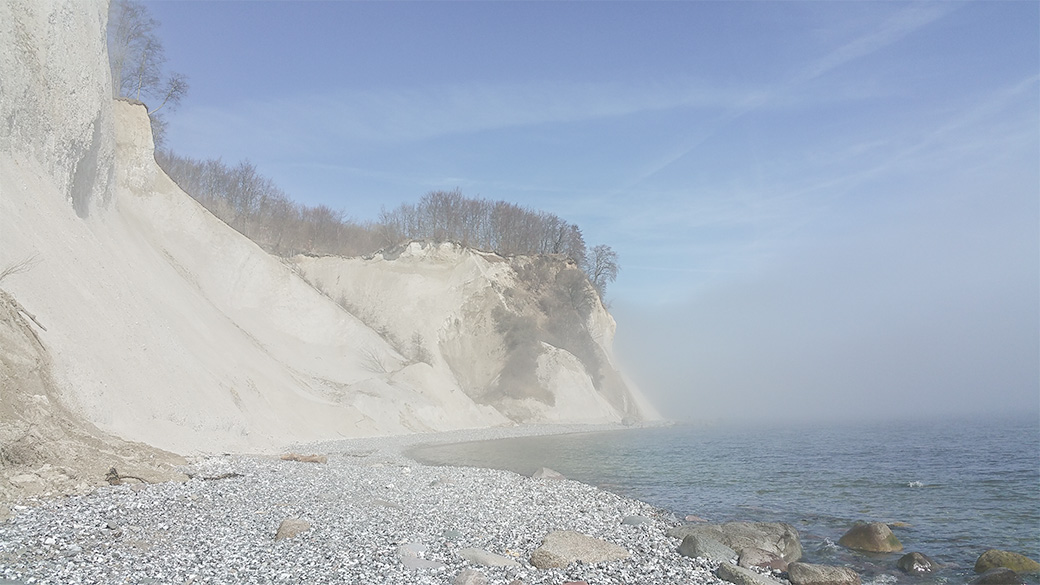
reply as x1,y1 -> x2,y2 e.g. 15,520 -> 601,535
820,538 -> 839,551
907,480 -> 924,488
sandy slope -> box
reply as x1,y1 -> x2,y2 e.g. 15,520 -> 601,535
2,102 -> 513,455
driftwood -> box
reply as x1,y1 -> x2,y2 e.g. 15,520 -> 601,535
105,467 -> 147,485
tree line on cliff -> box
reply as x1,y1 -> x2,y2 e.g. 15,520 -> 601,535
109,0 -> 619,296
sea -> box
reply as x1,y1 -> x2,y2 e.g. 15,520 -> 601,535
410,414 -> 1040,585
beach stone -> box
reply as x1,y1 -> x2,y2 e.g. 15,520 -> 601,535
837,522 -> 902,553
622,515 -> 653,526
739,547 -> 788,571
458,547 -> 519,567
529,530 -> 629,569
897,551 -> 936,574
454,568 -> 487,585
716,562 -> 786,585
274,518 -> 311,541
667,522 -> 803,562
972,568 -> 1024,584
678,534 -> 737,563
975,549 -> 1040,574
398,543 -> 446,570
531,467 -> 565,480
787,562 -> 861,585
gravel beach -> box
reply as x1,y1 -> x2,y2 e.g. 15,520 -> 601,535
0,425 -> 728,585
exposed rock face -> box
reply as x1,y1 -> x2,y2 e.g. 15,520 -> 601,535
667,522 -> 803,563
293,248 -> 660,425
0,0 -> 114,218
974,550 -> 1040,574
897,551 -> 936,574
529,530 -> 629,569
0,0 -> 657,469
837,522 -> 902,553
787,562 -> 861,585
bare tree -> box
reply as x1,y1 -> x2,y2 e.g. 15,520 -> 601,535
585,244 -> 619,297
108,0 -> 188,146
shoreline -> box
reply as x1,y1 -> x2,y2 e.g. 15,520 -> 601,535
0,422 -> 729,585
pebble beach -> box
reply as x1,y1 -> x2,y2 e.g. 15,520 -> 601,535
0,425 -> 728,585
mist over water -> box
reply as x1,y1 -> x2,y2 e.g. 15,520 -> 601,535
412,415 -> 1040,585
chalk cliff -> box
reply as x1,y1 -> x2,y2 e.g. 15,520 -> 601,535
0,0 -> 658,484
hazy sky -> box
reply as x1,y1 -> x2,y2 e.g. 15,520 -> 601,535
147,1 -> 1038,422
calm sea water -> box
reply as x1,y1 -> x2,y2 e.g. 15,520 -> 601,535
411,415 -> 1040,585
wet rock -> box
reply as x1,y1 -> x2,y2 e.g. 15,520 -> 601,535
667,522 -> 802,562
897,551 -> 936,574
529,530 -> 629,569
975,549 -> 1040,574
531,467 -> 565,480
787,562 -> 862,585
458,547 -> 519,567
837,522 -> 902,553
454,568 -> 487,585
716,562 -> 786,585
739,547 -> 788,571
274,518 -> 311,541
678,534 -> 737,563
972,568 -> 1024,584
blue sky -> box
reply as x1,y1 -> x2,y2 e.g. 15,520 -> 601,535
148,1 -> 1038,422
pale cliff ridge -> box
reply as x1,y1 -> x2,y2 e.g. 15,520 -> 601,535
294,247 -> 659,424
0,0 -> 658,485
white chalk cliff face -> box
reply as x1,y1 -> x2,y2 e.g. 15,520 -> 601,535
0,0 -> 658,458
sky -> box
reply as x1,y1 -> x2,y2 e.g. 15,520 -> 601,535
146,1 -> 1038,423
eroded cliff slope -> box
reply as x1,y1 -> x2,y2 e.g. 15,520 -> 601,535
0,0 -> 657,467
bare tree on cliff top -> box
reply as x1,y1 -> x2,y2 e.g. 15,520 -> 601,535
585,244 -> 619,297
107,0 -> 188,146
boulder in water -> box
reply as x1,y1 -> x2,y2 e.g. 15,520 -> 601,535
739,547 -> 788,571
897,551 -> 936,574
974,550 -> 1040,574
837,522 -> 902,553
667,522 -> 802,562
787,562 -> 862,585
972,568 -> 1025,584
